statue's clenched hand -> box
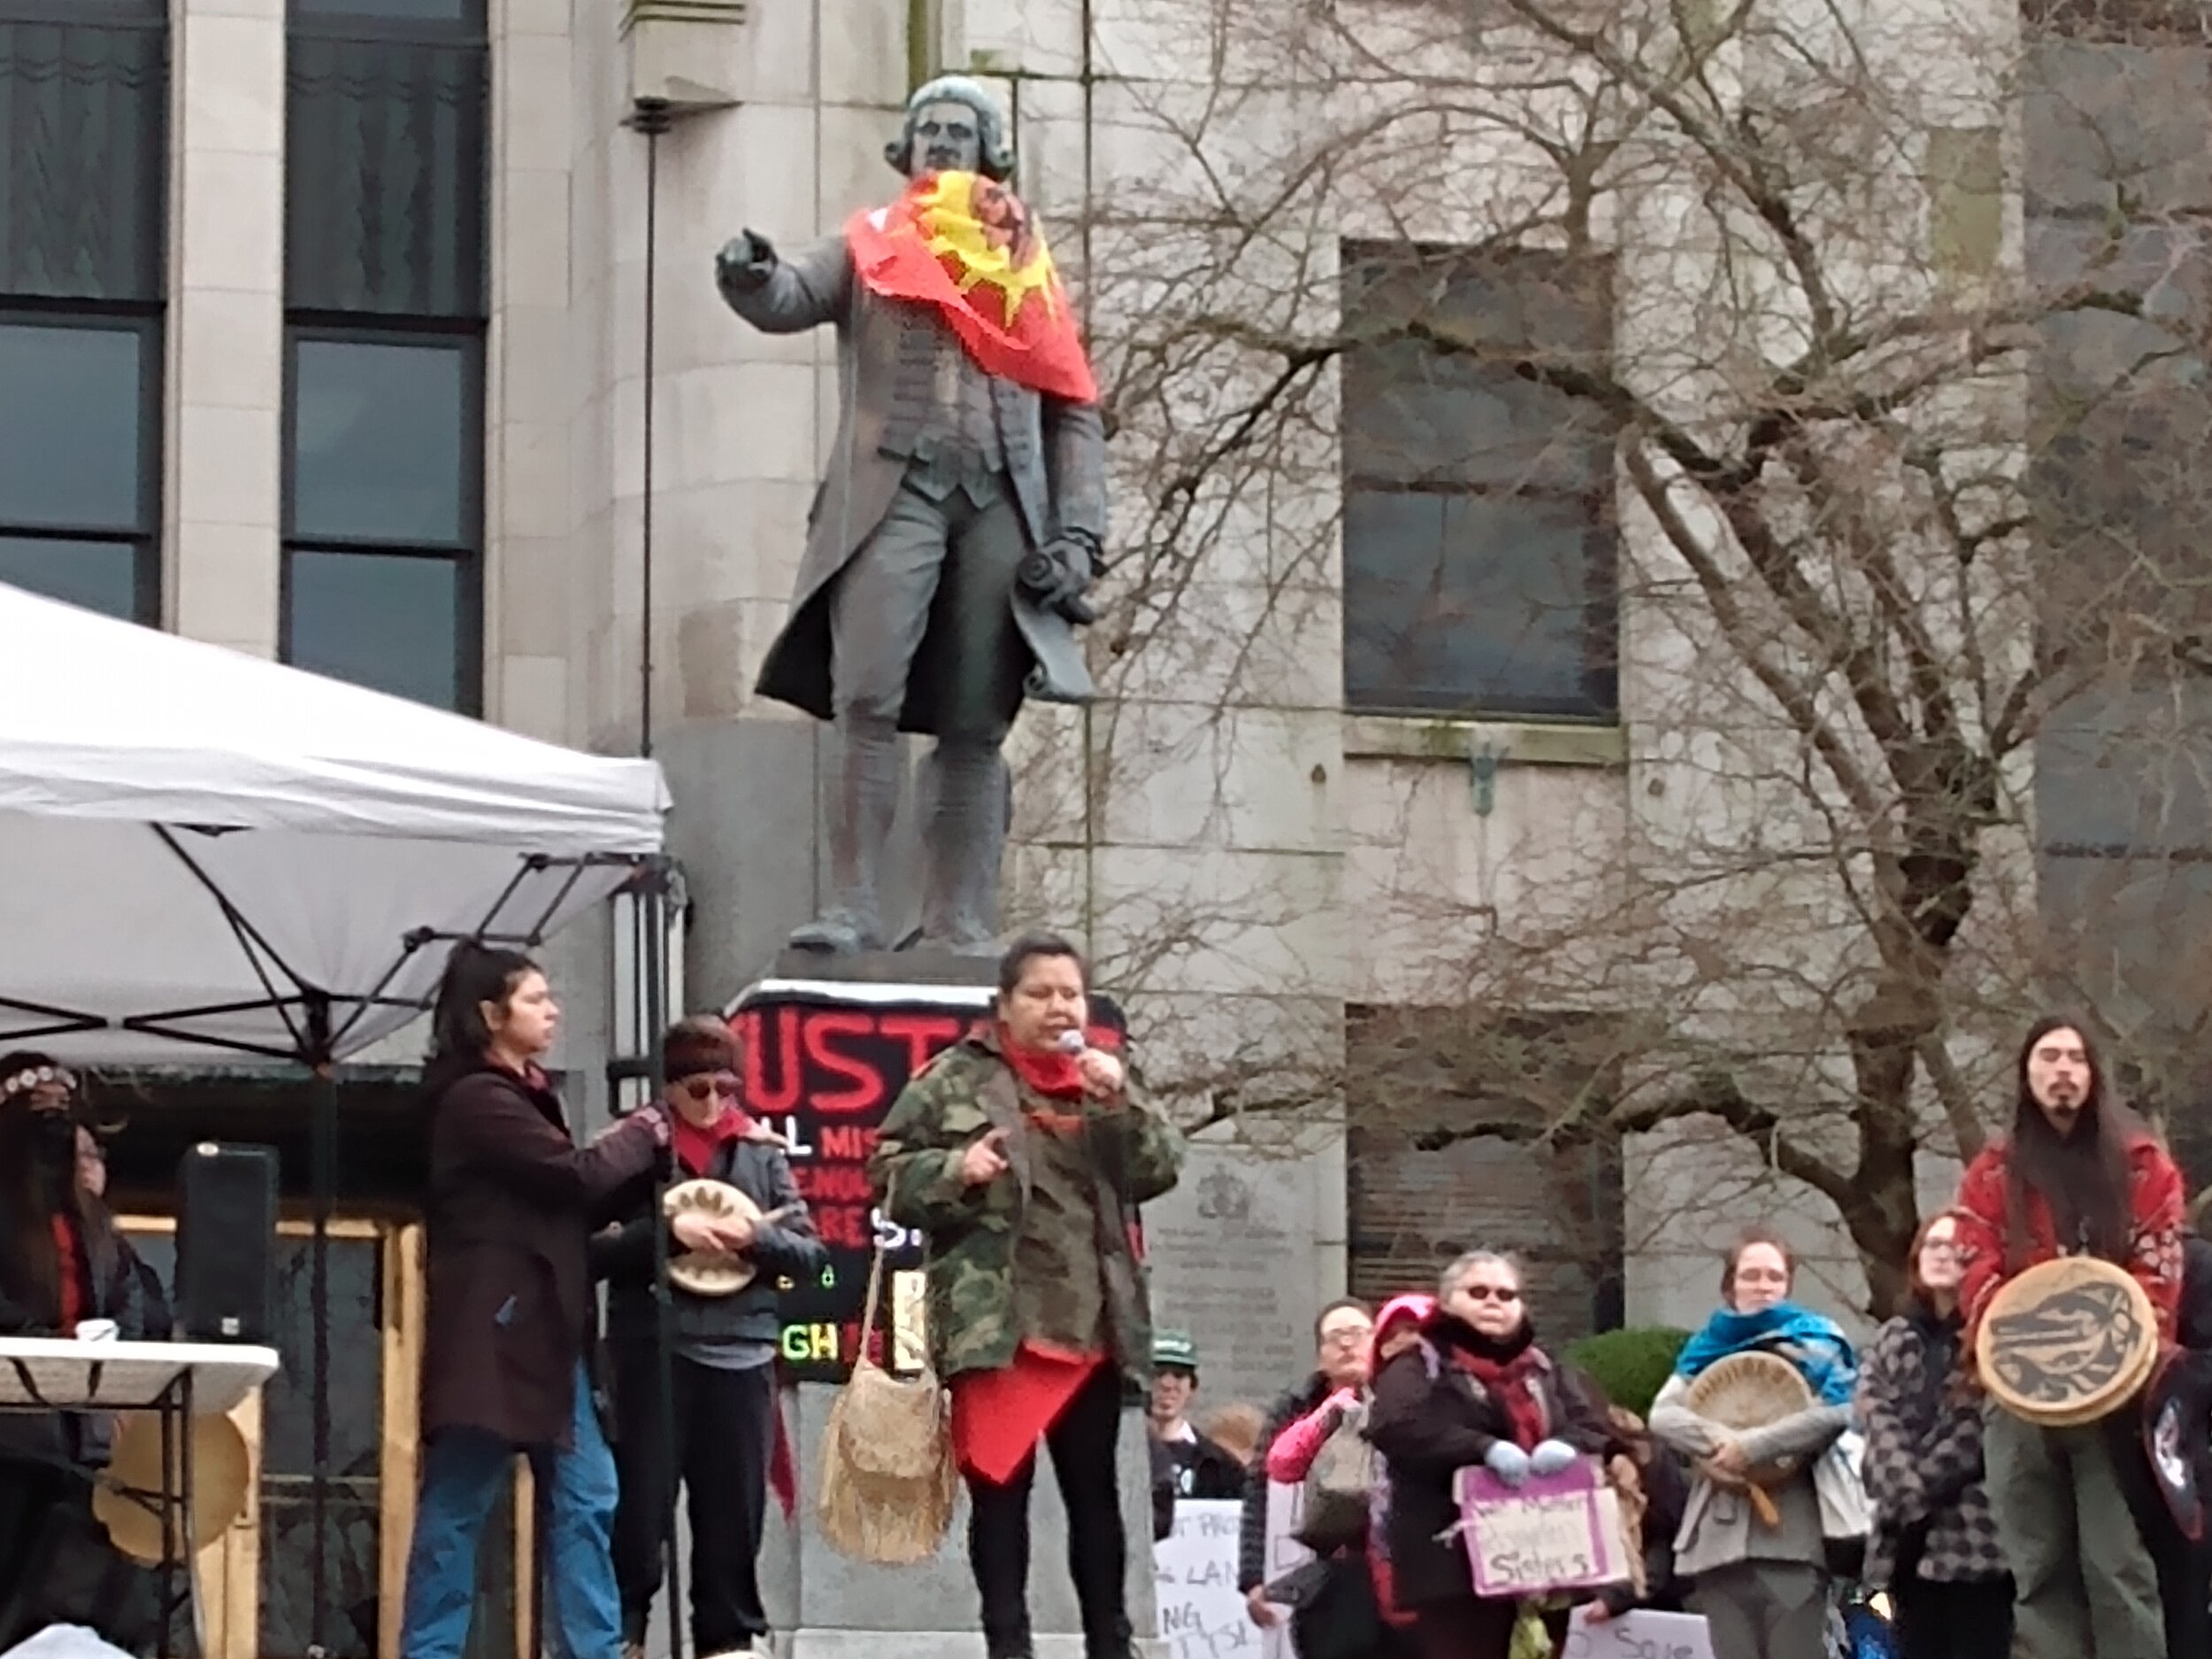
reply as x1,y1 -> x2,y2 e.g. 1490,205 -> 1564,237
716,229 -> 777,292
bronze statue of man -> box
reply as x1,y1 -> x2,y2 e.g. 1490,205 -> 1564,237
717,76 -> 1106,956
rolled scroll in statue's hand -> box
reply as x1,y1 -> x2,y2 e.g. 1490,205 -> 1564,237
1018,534 -> 1100,625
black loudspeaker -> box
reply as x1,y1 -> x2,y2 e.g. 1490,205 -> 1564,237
175,1142 -> 277,1344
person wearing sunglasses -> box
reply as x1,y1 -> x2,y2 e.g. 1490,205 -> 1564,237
1365,1250 -> 1616,1659
595,1016 -> 826,1659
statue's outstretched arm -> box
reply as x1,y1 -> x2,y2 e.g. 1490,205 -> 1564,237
715,231 -> 854,334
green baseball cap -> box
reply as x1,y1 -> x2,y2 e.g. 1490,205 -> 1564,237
1152,1330 -> 1200,1373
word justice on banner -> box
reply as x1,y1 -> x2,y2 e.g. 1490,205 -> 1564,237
724,983 -> 1126,1382
1152,1500 -> 1248,1659
1453,1460 -> 1632,1600
1560,1606 -> 1716,1659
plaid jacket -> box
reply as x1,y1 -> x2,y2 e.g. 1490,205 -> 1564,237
1856,1311 -> 2008,1585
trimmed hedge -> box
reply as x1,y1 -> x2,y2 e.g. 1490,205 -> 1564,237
1563,1325 -> 1693,1419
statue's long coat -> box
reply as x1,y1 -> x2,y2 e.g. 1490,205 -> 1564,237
717,234 -> 1107,736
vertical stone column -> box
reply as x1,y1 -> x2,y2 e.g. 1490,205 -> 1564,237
165,0 -> 285,656
485,0 -> 580,741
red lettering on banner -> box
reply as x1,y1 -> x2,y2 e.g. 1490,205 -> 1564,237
818,1125 -> 877,1160
879,1013 -> 967,1075
793,1164 -> 875,1203
804,1010 -> 884,1113
816,1203 -> 871,1250
740,1007 -> 803,1115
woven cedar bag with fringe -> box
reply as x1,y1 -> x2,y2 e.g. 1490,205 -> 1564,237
816,1248 -> 959,1565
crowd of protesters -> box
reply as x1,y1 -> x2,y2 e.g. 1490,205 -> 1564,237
1188,1015 -> 2212,1659
6,941 -> 2212,1659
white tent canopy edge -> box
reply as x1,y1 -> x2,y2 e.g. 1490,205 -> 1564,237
0,582 -> 672,1066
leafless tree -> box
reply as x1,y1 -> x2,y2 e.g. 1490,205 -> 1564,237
994,0 -> 2212,1314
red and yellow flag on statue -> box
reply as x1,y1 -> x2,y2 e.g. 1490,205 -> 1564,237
846,170 -> 1099,405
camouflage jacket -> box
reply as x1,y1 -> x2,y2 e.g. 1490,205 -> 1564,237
869,1028 -> 1184,1383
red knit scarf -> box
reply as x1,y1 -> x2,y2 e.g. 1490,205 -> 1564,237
51,1215 -> 84,1330
1448,1338 -> 1548,1452
671,1102 -> 754,1178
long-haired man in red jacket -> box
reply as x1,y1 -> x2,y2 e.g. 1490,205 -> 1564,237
1953,1015 -> 2185,1659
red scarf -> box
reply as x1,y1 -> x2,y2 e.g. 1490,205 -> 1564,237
1000,1027 -> 1086,1100
52,1215 -> 84,1330
1448,1338 -> 1549,1452
671,1102 -> 755,1178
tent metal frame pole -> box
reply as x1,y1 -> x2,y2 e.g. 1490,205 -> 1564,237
306,992 -> 336,1659
645,863 -> 682,1659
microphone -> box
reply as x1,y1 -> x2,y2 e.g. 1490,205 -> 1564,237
1056,1030 -> 1086,1056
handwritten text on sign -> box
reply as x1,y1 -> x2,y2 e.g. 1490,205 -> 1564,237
1153,1500 -> 1251,1659
1559,1606 -> 1715,1659
1454,1459 -> 1630,1599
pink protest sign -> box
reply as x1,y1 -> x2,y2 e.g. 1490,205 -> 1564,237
1452,1458 -> 1632,1599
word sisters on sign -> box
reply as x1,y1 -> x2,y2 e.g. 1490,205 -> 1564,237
1153,1499 -> 1249,1659
1560,1605 -> 1715,1659
1452,1458 -> 1631,1599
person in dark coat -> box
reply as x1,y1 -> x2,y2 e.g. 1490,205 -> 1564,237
0,1054 -> 170,1655
399,945 -> 666,1659
596,1015 -> 826,1659
1147,1329 -> 1244,1540
1365,1250 -> 1616,1659
1237,1298 -> 1376,1632
2125,1228 -> 2212,1659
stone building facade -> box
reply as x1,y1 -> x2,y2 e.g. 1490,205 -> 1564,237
3,0 -> 2207,1482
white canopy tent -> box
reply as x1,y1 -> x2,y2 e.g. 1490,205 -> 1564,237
0,581 -> 670,1064
0,582 -> 678,1653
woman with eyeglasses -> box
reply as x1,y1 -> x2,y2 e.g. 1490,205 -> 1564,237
1365,1250 -> 1616,1659
1856,1211 -> 2011,1659
597,1015 -> 826,1659
1649,1227 -> 1865,1659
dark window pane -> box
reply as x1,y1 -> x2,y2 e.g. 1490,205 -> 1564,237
0,534 -> 141,618
292,0 -> 473,19
0,19 -> 167,303
0,322 -> 142,529
286,37 -> 488,318
286,549 -> 462,709
1343,488 -> 1613,718
292,338 -> 467,544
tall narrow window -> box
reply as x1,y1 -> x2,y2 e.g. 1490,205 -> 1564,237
0,0 -> 167,621
1338,242 -> 1618,720
282,0 -> 486,710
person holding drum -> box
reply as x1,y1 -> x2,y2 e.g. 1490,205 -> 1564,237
597,1015 -> 826,1659
1856,1210 -> 2012,1659
1953,1016 -> 2185,1659
1647,1227 -> 1866,1659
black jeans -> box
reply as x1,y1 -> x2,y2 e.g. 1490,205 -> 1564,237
1893,1575 -> 2014,1659
611,1348 -> 777,1653
964,1363 -> 1130,1659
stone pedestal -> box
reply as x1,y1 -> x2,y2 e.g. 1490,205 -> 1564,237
643,1382 -> 1159,1658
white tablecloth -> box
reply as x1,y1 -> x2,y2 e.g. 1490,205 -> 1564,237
0,1337 -> 278,1416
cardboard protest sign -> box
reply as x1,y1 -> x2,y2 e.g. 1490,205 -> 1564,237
1559,1606 -> 1715,1659
1452,1458 -> 1632,1598
1153,1500 -> 1251,1659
